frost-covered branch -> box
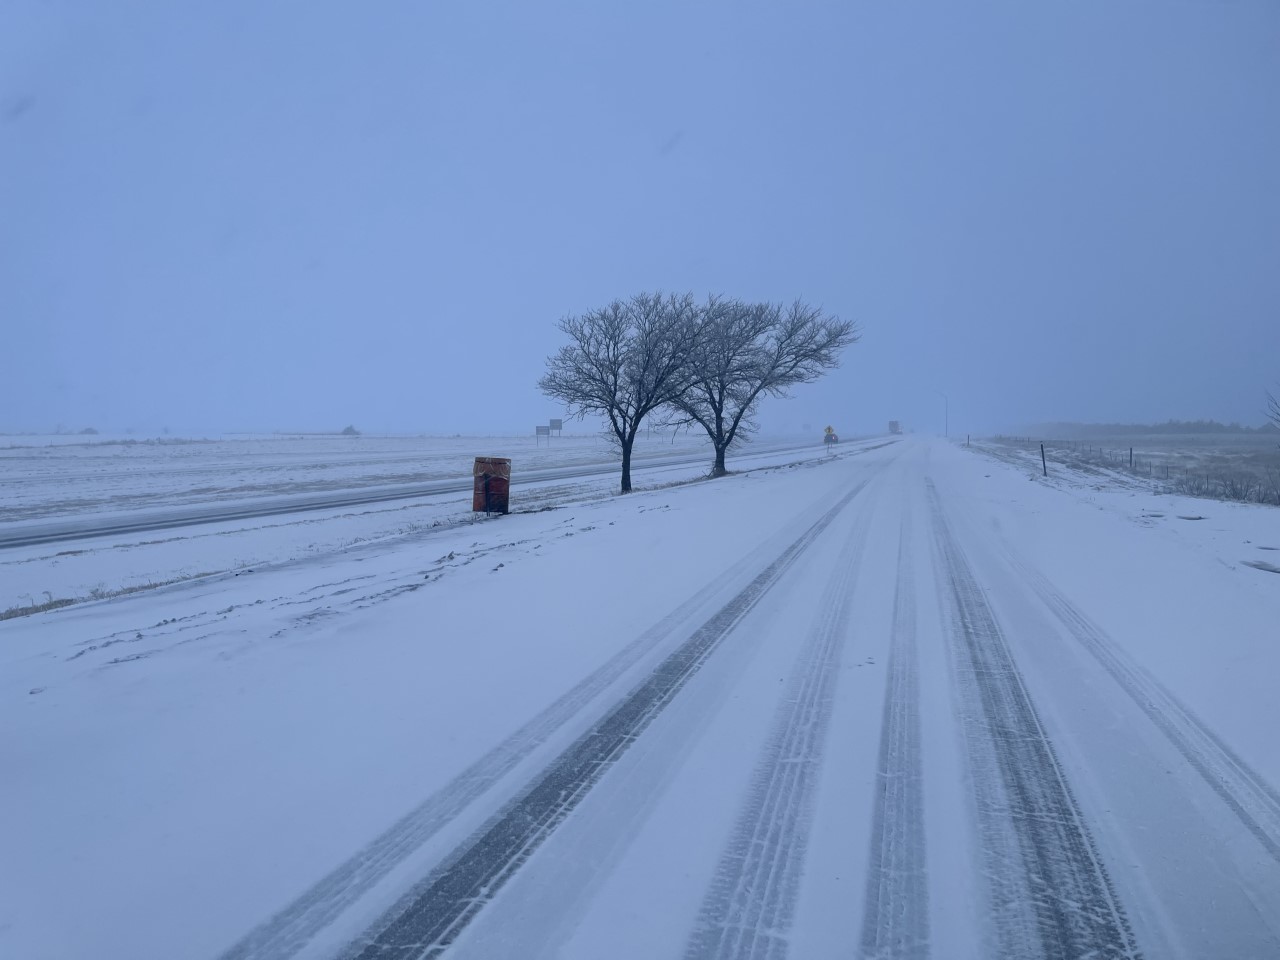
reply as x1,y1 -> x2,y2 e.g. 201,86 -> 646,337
538,292 -> 703,493
673,298 -> 859,476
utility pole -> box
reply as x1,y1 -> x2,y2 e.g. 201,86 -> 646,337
935,391 -> 949,437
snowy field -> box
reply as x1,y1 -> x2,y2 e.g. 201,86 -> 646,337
3,436 -> 1280,959
0,432 -> 831,616
980,434 -> 1280,506
0,431 -> 815,522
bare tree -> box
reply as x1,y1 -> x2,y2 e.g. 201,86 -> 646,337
1268,391 -> 1280,430
539,292 -> 703,493
672,298 -> 859,477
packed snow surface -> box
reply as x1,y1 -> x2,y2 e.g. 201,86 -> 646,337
2,436 -> 1279,959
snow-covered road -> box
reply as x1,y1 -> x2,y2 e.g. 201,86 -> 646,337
0,435 -> 822,549
3,438 -> 1279,959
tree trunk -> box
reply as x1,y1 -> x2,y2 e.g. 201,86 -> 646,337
711,444 -> 728,478
620,438 -> 634,493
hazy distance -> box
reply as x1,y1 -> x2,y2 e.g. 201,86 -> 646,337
2,1 -> 1278,438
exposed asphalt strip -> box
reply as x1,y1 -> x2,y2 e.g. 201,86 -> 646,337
0,464 -> 659,549
2,440 -> 891,550
1008,556 -> 1280,865
1,483 -> 473,549
338,476 -> 874,960
927,481 -> 1142,960
858,511 -> 930,960
683,484 -> 876,960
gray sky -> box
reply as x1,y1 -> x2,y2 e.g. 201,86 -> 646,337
3,0 -> 1278,437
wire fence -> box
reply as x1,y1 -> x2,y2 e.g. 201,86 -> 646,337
991,436 -> 1280,507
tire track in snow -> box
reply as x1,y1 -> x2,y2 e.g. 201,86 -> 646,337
683,495 -> 873,960
1009,557 -> 1280,864
217,488 -> 868,960
341,477 -> 875,960
858,512 -> 929,960
927,482 -> 1141,960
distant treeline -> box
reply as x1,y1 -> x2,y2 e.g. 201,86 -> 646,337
1028,420 -> 1280,438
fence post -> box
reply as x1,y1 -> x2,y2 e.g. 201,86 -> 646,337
1040,443 -> 1047,477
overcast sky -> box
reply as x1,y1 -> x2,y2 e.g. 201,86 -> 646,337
2,0 -> 1278,437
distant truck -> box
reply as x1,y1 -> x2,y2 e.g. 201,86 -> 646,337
889,420 -> 902,435
823,425 -> 839,445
